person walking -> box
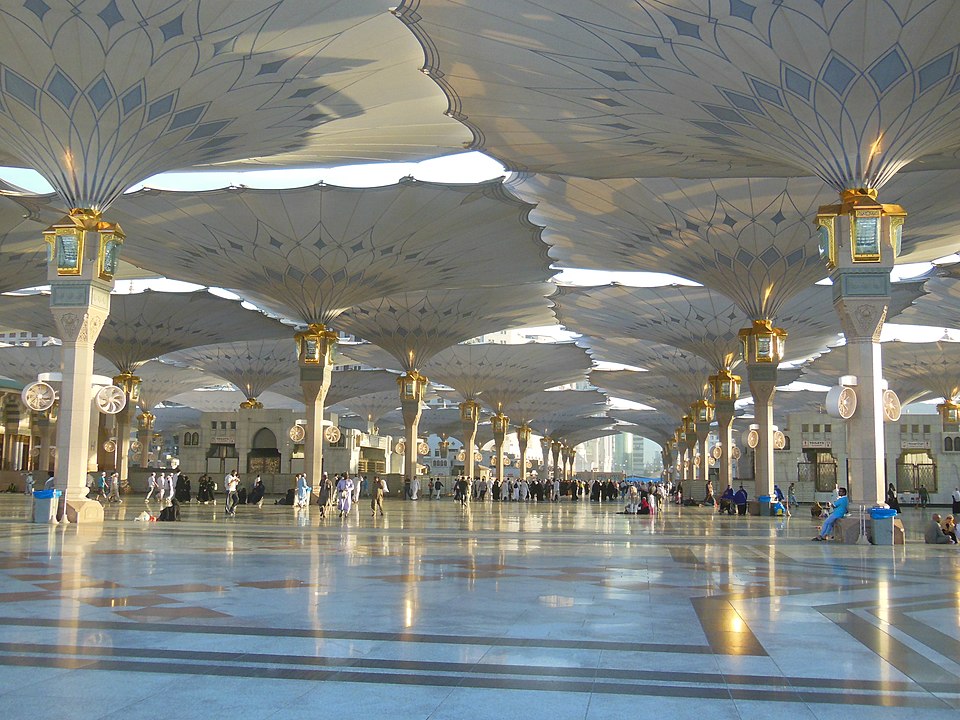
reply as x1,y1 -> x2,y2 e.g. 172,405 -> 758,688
337,474 -> 354,518
145,472 -> 158,502
108,472 -> 122,504
225,471 -> 240,517
371,475 -> 387,516
295,473 -> 310,508
317,473 -> 332,518
250,476 -> 265,508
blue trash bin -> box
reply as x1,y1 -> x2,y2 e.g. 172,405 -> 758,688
32,489 -> 62,523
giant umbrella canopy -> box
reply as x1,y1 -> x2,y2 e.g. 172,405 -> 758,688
0,1 -> 475,514
412,342 -> 593,479
129,360 -> 219,468
338,284 -> 556,487
165,339 -> 300,410
113,178 -> 552,487
397,0 -> 960,506
802,341 -> 960,411
556,280 -> 922,497
0,290 -> 288,483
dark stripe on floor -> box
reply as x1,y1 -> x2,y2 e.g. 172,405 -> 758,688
0,653 -> 951,707
0,616 -> 712,654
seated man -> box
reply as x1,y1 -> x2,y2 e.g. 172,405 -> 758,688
733,485 -> 748,515
812,487 -> 848,541
925,513 -> 955,544
719,485 -> 735,515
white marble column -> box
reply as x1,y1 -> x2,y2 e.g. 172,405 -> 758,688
51,301 -> 109,523
301,370 -> 332,489
833,295 -> 888,506
695,421 -> 710,485
715,401 -> 735,490
746,364 -> 777,500
400,396 -> 422,495
460,400 -> 479,479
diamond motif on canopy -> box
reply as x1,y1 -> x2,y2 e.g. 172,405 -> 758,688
114,180 -> 551,327
269,369 -> 400,408
399,1 -> 960,188
419,342 -> 592,412
554,282 -> 923,368
514,175 -> 835,319
331,391 -> 403,430
505,389 -> 607,428
0,291 -> 289,373
0,1 -> 470,209
166,388 -> 302,413
133,361 -> 221,411
0,345 -> 114,385
591,369 -> 705,419
164,339 -> 299,402
802,341 -> 960,405
610,411 -> 678,447
337,285 -> 556,372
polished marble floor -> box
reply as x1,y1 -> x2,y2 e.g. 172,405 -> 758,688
0,492 -> 958,719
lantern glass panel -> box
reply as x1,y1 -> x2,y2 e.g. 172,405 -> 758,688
56,232 -> 81,273
756,335 -> 772,359
853,214 -> 881,259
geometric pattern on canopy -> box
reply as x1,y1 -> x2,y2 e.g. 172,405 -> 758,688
0,345 -> 114,385
516,174 -> 834,318
505,389 -> 608,428
331,390 -> 403,430
165,387 -> 302,413
115,180 -> 552,326
535,415 -> 613,445
164,339 -> 299,401
894,268 -> 960,329
0,290 -> 289,373
0,2 -> 469,209
336,284 -> 556,371
420,342 -> 592,413
399,1 -> 960,188
590,368 -> 706,418
269,369 -> 400,408
133,361 -> 221,412
801,341 -> 960,404
555,280 -> 924,368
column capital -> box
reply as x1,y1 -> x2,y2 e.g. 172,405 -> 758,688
833,296 -> 888,342
50,306 -> 108,345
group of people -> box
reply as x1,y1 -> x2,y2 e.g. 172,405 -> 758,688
623,481 -> 664,515
144,471 -> 182,505
924,513 -> 959,544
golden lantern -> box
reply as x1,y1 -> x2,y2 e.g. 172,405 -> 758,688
515,423 -> 532,444
691,399 -> 715,424
43,208 -> 125,281
938,400 -> 960,428
815,188 -> 906,269
459,398 -> 480,423
397,370 -> 428,402
294,323 -> 338,365
739,319 -> 786,364
491,412 -> 510,435
709,368 -> 742,402
112,372 -> 142,404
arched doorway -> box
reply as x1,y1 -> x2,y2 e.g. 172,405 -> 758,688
248,427 -> 280,474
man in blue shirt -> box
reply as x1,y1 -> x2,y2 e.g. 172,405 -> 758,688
813,487 -> 848,541
734,485 -> 748,515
